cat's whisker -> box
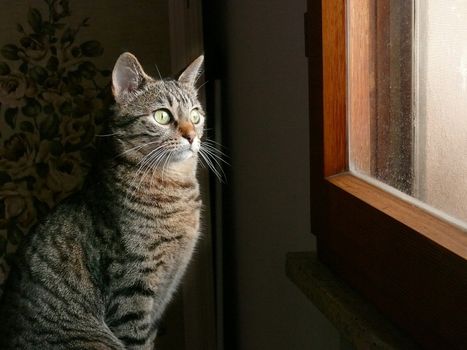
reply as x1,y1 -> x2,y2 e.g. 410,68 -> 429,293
139,146 -> 167,176
126,147 -> 161,200
203,151 -> 228,171
203,138 -> 229,151
113,140 -> 160,160
153,150 -> 168,170
201,153 -> 224,183
196,80 -> 209,92
136,145 -> 166,172
95,132 -> 122,137
200,143 -> 229,165
154,64 -> 164,81
149,150 -> 166,189
203,140 -> 226,149
139,149 -> 167,191
199,148 -> 225,183
201,143 -> 230,165
140,149 -> 167,185
154,64 -> 171,93
161,149 -> 174,182
128,147 -> 167,200
125,153 -> 152,201
202,148 -> 227,180
202,144 -> 229,162
202,142 -> 228,171
130,151 -> 160,191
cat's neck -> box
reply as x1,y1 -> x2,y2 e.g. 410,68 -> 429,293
94,153 -> 198,200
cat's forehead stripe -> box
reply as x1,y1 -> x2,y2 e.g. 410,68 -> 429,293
160,82 -> 193,109
167,95 -> 174,107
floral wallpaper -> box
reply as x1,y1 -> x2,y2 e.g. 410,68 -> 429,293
0,0 -> 113,292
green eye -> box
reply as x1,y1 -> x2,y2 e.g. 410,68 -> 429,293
190,109 -> 201,124
153,110 -> 171,125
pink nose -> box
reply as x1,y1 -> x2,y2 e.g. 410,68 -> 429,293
182,130 -> 196,144
179,122 -> 196,144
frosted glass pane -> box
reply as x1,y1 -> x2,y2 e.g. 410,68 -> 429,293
348,0 -> 467,227
416,1 -> 467,224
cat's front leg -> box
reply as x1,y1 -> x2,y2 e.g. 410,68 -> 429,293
105,291 -> 159,350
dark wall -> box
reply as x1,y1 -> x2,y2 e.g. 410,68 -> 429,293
209,1 -> 342,349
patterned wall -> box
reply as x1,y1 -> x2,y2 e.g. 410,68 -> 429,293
0,0 -> 171,291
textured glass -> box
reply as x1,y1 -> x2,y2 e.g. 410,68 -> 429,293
348,0 -> 467,226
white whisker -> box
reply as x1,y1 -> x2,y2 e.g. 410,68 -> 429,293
161,149 -> 174,182
202,148 -> 227,180
199,148 -> 225,183
95,132 -> 122,137
128,147 -> 167,199
203,138 -> 228,151
113,140 -> 160,160
201,143 -> 230,165
196,80 -> 209,92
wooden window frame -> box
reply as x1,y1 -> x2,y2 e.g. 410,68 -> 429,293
309,0 -> 467,347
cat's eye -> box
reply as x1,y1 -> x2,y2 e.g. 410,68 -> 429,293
153,110 -> 171,125
190,109 -> 201,124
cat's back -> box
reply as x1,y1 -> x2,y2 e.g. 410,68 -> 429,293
0,195 -> 122,349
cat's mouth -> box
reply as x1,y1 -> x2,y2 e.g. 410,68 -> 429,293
180,138 -> 200,154
153,139 -> 199,163
172,144 -> 198,161
172,149 -> 194,162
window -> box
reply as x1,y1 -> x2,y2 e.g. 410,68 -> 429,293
308,0 -> 467,347
349,0 -> 467,228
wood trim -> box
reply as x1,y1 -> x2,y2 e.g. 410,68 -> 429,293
328,174 -> 467,261
348,0 -> 374,174
322,0 -> 347,177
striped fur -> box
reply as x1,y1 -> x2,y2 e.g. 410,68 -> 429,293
0,53 -> 205,349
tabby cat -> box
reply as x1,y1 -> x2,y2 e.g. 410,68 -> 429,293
0,52 -> 206,349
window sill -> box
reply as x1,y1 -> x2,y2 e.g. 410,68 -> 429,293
286,252 -> 419,349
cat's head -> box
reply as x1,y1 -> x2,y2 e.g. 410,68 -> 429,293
110,52 -> 205,166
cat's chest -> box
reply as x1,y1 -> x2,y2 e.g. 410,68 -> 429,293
120,187 -> 201,250
124,195 -> 201,287
130,189 -> 200,229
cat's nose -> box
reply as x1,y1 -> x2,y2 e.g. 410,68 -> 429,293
183,131 -> 196,144
179,122 -> 196,144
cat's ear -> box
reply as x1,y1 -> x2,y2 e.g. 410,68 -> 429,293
112,52 -> 149,103
178,55 -> 204,86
